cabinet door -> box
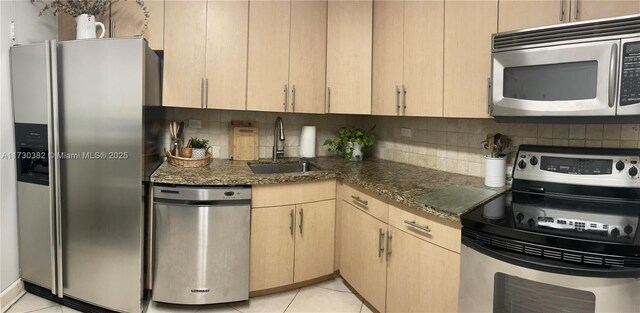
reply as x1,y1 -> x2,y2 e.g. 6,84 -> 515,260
386,228 -> 460,313
205,0 -> 249,110
250,205 -> 295,291
340,202 -> 387,312
163,0 -> 207,108
294,200 -> 335,283
247,0 -> 291,112
110,0 -> 164,50
326,0 -> 373,114
403,0 -> 444,117
372,0 -> 403,116
289,0 -> 327,114
571,0 -> 640,21
443,0 -> 497,118
499,0 -> 568,32
58,12 -> 110,41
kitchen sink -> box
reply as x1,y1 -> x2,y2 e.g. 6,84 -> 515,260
248,161 -> 319,174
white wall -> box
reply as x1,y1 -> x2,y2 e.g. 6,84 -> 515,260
1,0 -> 56,292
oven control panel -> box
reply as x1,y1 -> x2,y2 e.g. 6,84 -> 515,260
514,147 -> 640,187
620,41 -> 640,107
514,206 -> 638,243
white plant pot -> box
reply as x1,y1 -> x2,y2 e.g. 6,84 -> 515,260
75,14 -> 105,39
192,148 -> 207,158
347,142 -> 364,161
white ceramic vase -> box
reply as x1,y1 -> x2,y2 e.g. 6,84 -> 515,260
75,14 -> 105,39
347,142 -> 364,161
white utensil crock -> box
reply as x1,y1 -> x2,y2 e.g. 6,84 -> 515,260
484,156 -> 506,187
75,14 -> 105,39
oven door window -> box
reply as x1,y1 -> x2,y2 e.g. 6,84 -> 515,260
494,273 -> 595,313
503,61 -> 598,101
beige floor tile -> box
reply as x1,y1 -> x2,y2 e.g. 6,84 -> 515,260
231,289 -> 299,313
147,301 -> 200,313
285,286 -> 362,313
196,303 -> 239,313
359,303 -> 375,313
313,277 -> 352,293
29,306 -> 61,313
60,307 -> 82,313
7,293 -> 58,313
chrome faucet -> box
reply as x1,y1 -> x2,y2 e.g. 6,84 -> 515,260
273,116 -> 285,161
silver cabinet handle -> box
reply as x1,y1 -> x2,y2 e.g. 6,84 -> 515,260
609,43 -> 618,108
404,220 -> 431,233
378,228 -> 385,258
200,78 -> 205,109
573,0 -> 579,20
386,230 -> 392,261
291,85 -> 296,112
289,209 -> 294,236
351,195 -> 368,206
299,208 -> 304,235
205,78 -> 209,108
395,85 -> 400,114
487,77 -> 492,114
559,0 -> 565,22
402,85 -> 407,115
283,85 -> 288,112
327,87 -> 331,113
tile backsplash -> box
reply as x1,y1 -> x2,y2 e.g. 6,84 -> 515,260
163,108 -> 369,159
163,108 -> 640,178
370,117 -> 640,177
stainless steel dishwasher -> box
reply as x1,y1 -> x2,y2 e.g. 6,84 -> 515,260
152,185 -> 251,305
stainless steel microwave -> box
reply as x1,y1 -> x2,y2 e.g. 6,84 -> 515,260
491,15 -> 640,117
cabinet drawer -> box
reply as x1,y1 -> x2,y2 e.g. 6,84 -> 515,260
340,183 -> 388,222
252,179 -> 336,207
388,203 -> 461,253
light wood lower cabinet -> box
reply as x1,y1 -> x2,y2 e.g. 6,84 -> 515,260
386,226 -> 460,313
294,200 -> 336,283
340,201 -> 388,312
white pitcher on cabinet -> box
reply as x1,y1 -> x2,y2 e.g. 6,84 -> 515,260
75,14 -> 105,39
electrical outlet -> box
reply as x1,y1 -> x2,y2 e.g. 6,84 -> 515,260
401,128 -> 412,137
188,120 -> 202,129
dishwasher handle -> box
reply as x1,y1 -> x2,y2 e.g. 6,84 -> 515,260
153,185 -> 251,201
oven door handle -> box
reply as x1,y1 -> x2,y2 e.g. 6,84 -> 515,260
462,236 -> 640,278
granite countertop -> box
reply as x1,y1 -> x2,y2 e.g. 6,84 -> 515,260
151,157 -> 510,222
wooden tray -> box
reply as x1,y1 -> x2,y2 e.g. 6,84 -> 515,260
164,147 -> 212,168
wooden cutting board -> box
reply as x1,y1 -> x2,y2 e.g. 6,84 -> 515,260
229,122 -> 259,160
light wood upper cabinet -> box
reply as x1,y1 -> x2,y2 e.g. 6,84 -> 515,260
372,0 -> 444,117
163,0 -> 207,108
250,205 -> 295,292
403,0 -> 444,117
372,0 -> 404,116
327,0 -> 373,115
110,0 -> 164,50
247,1 -> 291,112
386,227 -> 460,313
571,0 -> 640,21
205,0 -> 249,111
293,200 -> 335,283
498,0 -> 568,32
340,202 -> 387,312
289,0 -> 328,114
443,0 -> 497,118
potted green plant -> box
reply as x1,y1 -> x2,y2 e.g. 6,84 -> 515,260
190,137 -> 209,158
324,126 -> 376,161
31,0 -> 149,39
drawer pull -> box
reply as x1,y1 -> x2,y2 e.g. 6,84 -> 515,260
351,195 -> 368,206
404,220 -> 431,233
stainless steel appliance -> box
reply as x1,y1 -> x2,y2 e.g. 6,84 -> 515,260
152,185 -> 251,305
459,145 -> 640,312
491,14 -> 640,117
11,38 -> 162,313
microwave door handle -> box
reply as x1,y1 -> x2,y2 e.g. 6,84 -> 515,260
609,43 -> 618,108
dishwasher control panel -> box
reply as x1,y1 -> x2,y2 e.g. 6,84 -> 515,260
153,185 -> 252,201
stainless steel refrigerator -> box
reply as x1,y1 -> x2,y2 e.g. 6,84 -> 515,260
11,37 -> 162,313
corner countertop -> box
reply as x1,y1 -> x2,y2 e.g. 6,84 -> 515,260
151,157 -> 510,222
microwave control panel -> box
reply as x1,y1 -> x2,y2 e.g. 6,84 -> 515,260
620,41 -> 640,106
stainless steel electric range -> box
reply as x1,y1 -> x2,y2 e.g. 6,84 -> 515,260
459,145 -> 640,313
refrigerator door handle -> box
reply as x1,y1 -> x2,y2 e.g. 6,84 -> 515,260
50,40 -> 64,298
44,40 -> 57,296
